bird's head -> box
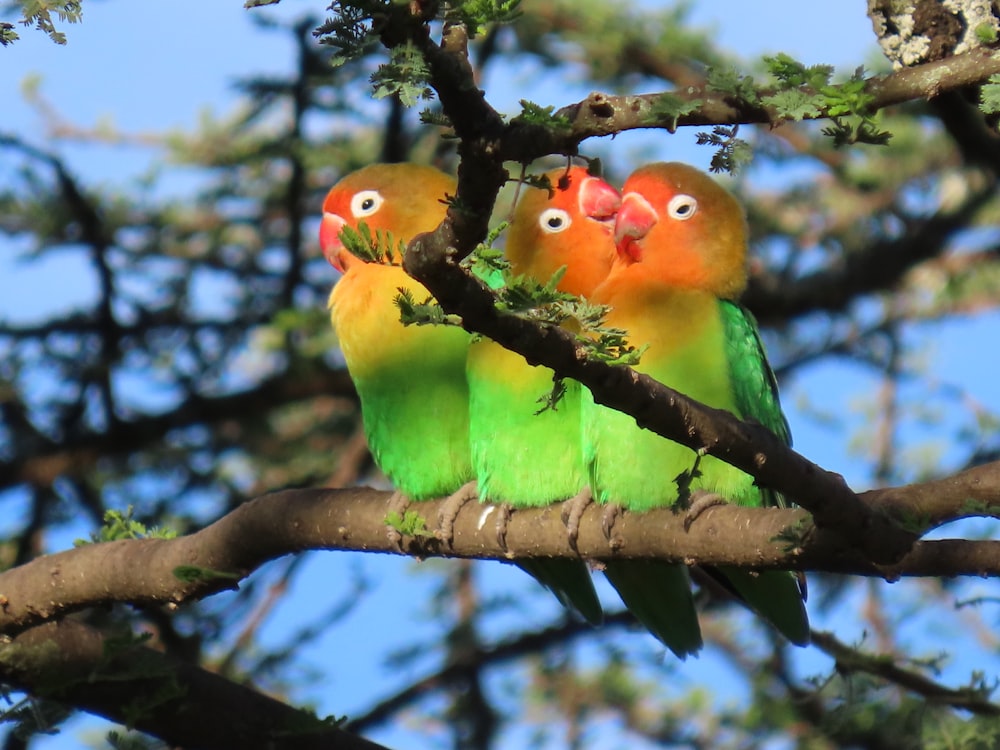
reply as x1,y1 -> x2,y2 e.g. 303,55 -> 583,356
506,166 -> 621,297
613,162 -> 748,299
319,163 -> 456,273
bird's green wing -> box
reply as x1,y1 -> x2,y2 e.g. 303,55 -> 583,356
717,299 -> 809,646
719,300 -> 791,502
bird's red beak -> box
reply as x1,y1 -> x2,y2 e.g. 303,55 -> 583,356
319,212 -> 349,272
579,176 -> 622,222
614,192 -> 657,262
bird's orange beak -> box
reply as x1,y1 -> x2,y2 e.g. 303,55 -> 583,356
319,212 -> 350,272
614,192 -> 657,262
579,176 -> 622,222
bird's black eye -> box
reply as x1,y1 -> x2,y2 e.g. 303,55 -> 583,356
351,190 -> 383,218
539,208 -> 571,234
667,194 -> 698,220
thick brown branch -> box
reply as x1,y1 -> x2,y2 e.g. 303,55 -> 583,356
2,462 -> 999,637
0,619 -> 390,750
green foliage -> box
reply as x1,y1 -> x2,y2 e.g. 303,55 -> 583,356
975,22 -> 998,44
762,89 -> 823,121
77,507 -> 177,545
763,52 -> 833,89
371,42 -> 434,107
6,0 -> 82,45
695,124 -> 753,173
533,374 -> 567,414
648,93 -> 704,131
339,222 -> 405,265
172,565 -> 242,583
395,287 -> 463,327
818,67 -> 891,146
706,65 -> 759,105
981,74 -> 1000,115
1,22 -> 17,46
460,220 -> 510,287
313,0 -> 385,67
511,100 -> 572,132
384,509 -> 434,538
445,0 -> 522,38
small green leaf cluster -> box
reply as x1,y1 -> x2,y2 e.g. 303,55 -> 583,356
512,100 -> 572,132
339,222 -> 405,265
695,124 -> 753,174
76,507 -> 177,545
446,0 -> 522,39
172,565 -> 241,583
395,287 -> 463,327
6,0 -> 82,46
313,1 -> 386,67
764,52 -> 833,90
707,66 -> 759,105
980,73 -> 1000,115
648,93 -> 704,131
570,299 -> 647,367
461,221 -> 511,289
371,42 -> 435,107
819,67 -> 891,146
384,509 -> 434,537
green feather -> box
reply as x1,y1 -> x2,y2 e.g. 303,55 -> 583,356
468,340 -> 603,625
711,300 -> 809,645
603,560 -> 702,658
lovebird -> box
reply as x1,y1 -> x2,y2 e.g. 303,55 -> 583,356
583,161 -> 809,654
467,166 -> 620,625
323,163 -> 474,502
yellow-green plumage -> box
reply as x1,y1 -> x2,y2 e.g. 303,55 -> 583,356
468,167 -> 620,624
324,164 -> 473,499
583,162 -> 808,653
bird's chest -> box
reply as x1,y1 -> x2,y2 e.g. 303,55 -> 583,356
329,264 -> 465,378
605,289 -> 736,410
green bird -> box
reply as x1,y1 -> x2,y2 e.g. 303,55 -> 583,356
467,166 -> 620,625
323,164 -> 475,502
583,162 -> 809,656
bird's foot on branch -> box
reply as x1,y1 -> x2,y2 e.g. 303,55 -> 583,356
386,491 -> 411,552
436,480 -> 478,547
495,502 -> 514,552
561,487 -> 593,552
683,490 -> 726,531
601,502 -> 624,551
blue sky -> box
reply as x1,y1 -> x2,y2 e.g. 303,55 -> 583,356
4,2 -> 1000,748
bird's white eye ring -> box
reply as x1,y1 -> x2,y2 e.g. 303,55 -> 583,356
538,207 -> 572,234
667,194 -> 697,220
351,190 -> 383,218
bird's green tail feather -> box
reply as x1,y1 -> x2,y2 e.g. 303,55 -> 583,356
603,560 -> 702,658
715,566 -> 810,646
517,559 -> 603,626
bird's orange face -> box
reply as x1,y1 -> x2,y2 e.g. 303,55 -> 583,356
506,166 -> 621,297
613,162 -> 748,299
318,164 -> 456,273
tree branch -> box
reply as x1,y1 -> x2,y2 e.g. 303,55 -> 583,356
0,619 -> 391,750
496,45 -> 1000,161
2,460 -> 999,638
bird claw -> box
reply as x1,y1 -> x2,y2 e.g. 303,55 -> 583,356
495,502 -> 514,552
683,490 -> 726,531
561,486 -> 593,552
435,480 -> 478,547
385,491 -> 411,552
601,503 -> 624,550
